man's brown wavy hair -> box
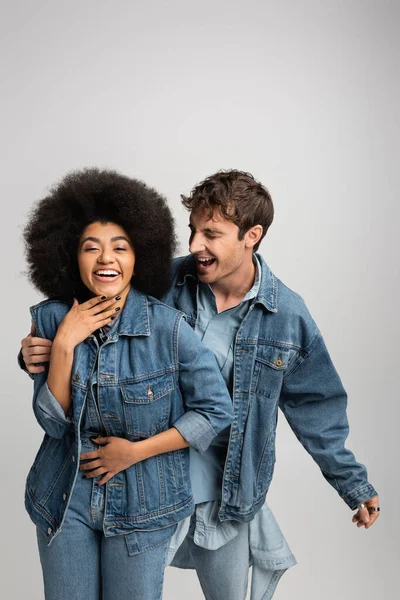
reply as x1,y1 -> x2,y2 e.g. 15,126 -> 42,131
181,170 -> 274,251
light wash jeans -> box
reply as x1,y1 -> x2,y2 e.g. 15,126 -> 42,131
172,513 -> 287,600
36,437 -> 176,600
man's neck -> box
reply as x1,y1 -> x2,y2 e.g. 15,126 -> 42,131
210,260 -> 256,313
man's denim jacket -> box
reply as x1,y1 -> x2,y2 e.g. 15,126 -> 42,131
162,254 -> 377,523
25,287 -> 233,544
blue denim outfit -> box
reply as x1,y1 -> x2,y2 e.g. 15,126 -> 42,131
36,435 -> 177,600
162,253 -> 378,521
167,257 -> 296,600
25,286 -> 233,547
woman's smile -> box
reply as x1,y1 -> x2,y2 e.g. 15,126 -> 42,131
78,221 -> 135,300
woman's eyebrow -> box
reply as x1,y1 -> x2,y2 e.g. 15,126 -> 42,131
81,236 -> 100,244
111,236 -> 130,243
81,236 -> 130,244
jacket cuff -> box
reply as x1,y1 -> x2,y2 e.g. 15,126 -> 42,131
173,410 -> 217,454
342,483 -> 378,510
18,350 -> 34,380
35,383 -> 72,438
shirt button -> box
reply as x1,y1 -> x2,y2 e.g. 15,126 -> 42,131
63,493 -> 67,501
47,527 -> 52,535
72,455 -> 76,462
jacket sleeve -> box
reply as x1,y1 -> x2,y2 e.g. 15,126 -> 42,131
32,373 -> 73,439
172,317 -> 233,454
279,331 -> 377,509
29,304 -> 73,439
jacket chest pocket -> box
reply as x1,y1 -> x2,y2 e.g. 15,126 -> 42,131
252,346 -> 291,400
121,373 -> 174,439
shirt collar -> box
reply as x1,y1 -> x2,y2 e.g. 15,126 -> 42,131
176,253 -> 278,313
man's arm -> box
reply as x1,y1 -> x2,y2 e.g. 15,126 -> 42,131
19,321 -> 52,375
279,330 -> 380,529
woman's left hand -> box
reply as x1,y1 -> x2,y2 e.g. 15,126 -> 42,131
80,436 -> 141,486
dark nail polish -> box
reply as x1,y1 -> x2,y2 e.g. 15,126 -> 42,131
110,316 -> 115,320
115,295 -> 121,301
101,296 -> 106,300
115,307 -> 120,312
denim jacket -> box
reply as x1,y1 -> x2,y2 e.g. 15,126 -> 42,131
25,287 -> 233,543
162,254 -> 377,523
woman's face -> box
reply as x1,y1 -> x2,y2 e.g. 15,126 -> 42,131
78,221 -> 135,299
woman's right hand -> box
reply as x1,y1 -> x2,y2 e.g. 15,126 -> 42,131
54,296 -> 120,351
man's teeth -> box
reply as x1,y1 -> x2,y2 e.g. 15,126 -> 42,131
197,258 -> 215,267
95,270 -> 120,276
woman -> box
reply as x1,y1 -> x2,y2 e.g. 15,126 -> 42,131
23,168 -> 233,600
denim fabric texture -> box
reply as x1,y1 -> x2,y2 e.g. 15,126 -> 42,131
162,254 -> 378,521
36,435 -> 176,600
168,502 -> 296,600
25,286 -> 233,544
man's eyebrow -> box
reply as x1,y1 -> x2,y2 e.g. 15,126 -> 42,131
188,224 -> 223,234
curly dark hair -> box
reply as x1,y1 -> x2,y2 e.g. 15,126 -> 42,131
181,170 -> 274,251
24,168 -> 177,300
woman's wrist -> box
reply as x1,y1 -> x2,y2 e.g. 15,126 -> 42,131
53,332 -> 76,354
131,439 -> 152,463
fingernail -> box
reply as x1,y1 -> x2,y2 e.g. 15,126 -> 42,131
115,295 -> 121,301
110,316 -> 115,320
101,296 -> 106,300
115,307 -> 120,312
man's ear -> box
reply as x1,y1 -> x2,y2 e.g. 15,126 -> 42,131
244,225 -> 263,249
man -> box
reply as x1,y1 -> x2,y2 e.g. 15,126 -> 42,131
21,170 -> 379,600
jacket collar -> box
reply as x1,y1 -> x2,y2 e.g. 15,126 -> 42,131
115,286 -> 150,336
176,253 -> 278,313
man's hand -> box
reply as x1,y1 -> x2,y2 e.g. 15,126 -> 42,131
352,495 -> 380,529
80,437 -> 143,486
21,321 -> 52,374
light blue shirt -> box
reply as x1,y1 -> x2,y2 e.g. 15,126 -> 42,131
168,256 -> 296,599
190,256 -> 261,503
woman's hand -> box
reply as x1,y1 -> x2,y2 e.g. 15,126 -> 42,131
55,296 -> 120,351
80,437 -> 142,486
79,428 -> 190,486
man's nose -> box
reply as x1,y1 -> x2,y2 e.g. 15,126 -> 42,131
189,233 -> 204,254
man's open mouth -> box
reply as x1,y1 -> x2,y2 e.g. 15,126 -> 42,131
196,257 -> 216,268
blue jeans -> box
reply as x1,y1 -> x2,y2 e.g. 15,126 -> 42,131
171,512 -> 288,600
36,437 -> 176,600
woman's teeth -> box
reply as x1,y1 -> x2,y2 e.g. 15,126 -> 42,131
95,270 -> 120,277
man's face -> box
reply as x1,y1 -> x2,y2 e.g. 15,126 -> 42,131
188,209 -> 251,286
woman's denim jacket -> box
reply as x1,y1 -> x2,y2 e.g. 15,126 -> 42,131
162,254 -> 377,523
25,287 -> 233,544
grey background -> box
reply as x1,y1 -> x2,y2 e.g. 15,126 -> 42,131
1,0 -> 398,598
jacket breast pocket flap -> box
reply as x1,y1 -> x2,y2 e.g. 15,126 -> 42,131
253,346 -> 291,399
121,373 -> 174,438
121,373 -> 174,404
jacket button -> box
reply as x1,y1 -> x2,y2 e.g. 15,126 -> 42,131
47,527 -> 52,535
73,374 -> 80,382
275,358 -> 283,367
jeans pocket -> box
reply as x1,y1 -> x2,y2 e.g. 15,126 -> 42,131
124,523 -> 177,557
